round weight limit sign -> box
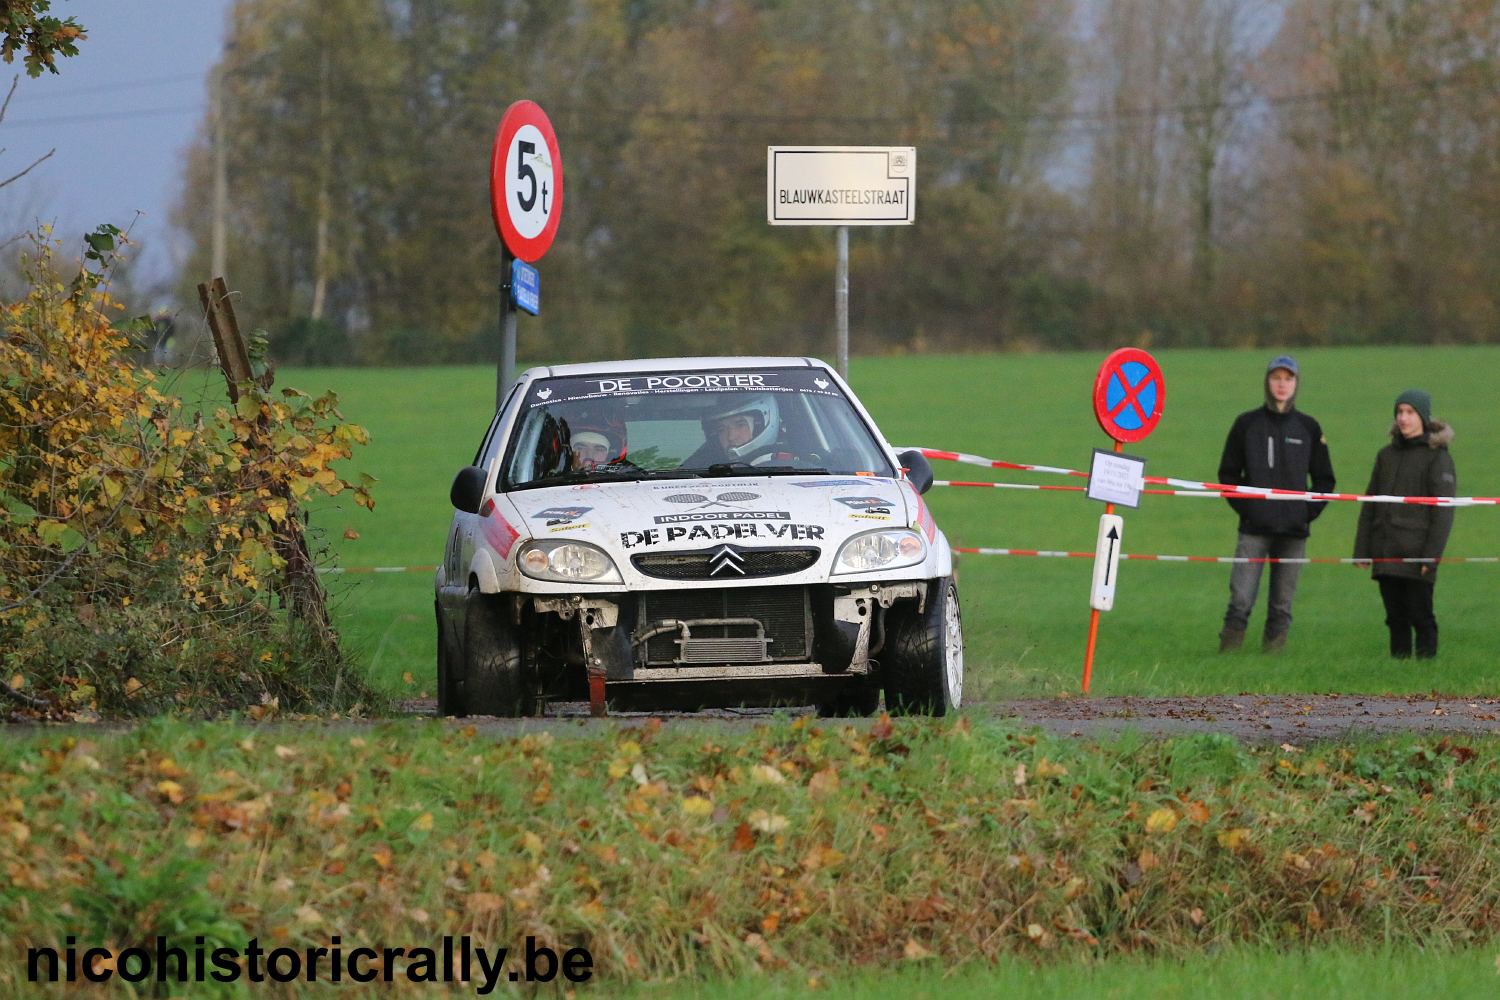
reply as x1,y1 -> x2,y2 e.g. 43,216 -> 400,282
490,101 -> 564,262
1092,348 -> 1165,444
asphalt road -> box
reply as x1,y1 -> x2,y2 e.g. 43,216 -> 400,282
400,693 -> 1500,744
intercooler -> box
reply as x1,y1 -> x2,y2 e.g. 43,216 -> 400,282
635,586 -> 811,666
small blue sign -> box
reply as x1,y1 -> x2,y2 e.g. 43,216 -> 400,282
511,259 -> 540,315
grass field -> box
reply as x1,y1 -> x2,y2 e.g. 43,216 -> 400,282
282,346 -> 1500,700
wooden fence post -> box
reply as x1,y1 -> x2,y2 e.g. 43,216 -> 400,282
197,278 -> 337,647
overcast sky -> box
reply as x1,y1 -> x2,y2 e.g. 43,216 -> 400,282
4,1 -> 231,293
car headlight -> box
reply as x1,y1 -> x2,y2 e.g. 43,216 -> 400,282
832,528 -> 927,575
517,540 -> 623,583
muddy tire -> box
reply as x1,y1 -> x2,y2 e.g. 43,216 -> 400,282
435,601 -> 463,716
458,590 -> 529,717
883,578 -> 963,717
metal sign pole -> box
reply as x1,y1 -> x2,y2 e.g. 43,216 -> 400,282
498,249 -> 516,409
1081,438 -> 1123,694
835,225 -> 849,381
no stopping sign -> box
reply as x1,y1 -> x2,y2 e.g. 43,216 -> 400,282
1093,348 -> 1165,444
490,101 -> 564,262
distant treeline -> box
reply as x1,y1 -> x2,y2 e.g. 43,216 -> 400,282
173,0 -> 1500,364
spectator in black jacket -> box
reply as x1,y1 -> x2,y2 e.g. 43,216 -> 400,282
1353,389 -> 1456,659
1217,355 -> 1337,652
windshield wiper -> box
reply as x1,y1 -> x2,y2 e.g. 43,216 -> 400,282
513,467 -> 703,489
700,463 -> 830,477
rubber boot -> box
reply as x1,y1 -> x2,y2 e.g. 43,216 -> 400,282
1414,623 -> 1438,660
1389,626 -> 1412,660
1218,628 -> 1245,653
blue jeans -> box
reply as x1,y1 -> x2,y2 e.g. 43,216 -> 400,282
1222,533 -> 1306,637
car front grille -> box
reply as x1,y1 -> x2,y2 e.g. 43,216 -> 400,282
637,586 -> 811,665
631,546 -> 820,580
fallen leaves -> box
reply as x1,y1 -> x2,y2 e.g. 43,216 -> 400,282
1145,807 -> 1179,834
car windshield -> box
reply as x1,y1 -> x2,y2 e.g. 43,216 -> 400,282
503,367 -> 896,488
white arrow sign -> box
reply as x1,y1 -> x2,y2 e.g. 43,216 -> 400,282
1090,514 -> 1124,612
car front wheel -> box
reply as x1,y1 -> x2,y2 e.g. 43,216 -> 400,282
458,590 -> 531,717
883,578 -> 963,717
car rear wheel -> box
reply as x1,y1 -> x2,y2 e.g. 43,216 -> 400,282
883,578 -> 963,717
458,589 -> 530,717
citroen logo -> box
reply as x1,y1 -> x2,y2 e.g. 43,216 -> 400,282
709,545 -> 746,577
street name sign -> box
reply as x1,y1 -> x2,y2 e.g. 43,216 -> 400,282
767,146 -> 916,226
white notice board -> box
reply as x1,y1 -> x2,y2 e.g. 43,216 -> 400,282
767,146 -> 916,226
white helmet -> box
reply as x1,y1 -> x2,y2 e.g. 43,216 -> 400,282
705,394 -> 779,460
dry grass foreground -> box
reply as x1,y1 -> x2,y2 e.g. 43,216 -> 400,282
1,715 -> 1498,992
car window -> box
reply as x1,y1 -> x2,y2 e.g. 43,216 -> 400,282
472,382 -> 523,469
501,368 -> 895,488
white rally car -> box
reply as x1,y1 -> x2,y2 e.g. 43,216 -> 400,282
434,357 -> 962,717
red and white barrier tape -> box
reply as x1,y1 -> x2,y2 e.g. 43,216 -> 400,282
316,552 -> 1499,574
318,565 -> 438,575
911,447 -> 1497,507
951,548 -> 1498,565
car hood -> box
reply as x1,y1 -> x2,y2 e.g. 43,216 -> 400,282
503,475 -> 913,555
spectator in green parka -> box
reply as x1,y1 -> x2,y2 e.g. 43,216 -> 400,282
1353,389 -> 1457,660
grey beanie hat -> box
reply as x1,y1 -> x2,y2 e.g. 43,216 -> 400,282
1395,388 -> 1432,426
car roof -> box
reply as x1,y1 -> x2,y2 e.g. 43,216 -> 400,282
520,356 -> 830,379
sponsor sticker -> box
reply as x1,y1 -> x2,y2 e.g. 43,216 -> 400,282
533,505 -> 592,525
834,496 -> 894,513
795,478 -> 892,488
654,511 -> 791,524
619,523 -> 826,549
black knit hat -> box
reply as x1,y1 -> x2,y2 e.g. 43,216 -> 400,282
1394,389 -> 1432,426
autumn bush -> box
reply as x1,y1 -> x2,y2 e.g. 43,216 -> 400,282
0,230 -> 380,717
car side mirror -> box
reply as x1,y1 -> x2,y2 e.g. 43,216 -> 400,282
450,466 -> 488,513
897,449 -> 934,495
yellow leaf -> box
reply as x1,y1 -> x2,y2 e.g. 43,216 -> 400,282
124,677 -> 143,697
521,831 -> 544,857
902,938 -> 934,960
1035,757 -> 1069,779
274,745 -> 297,760
8,674 -> 24,691
681,795 -> 714,818
1217,827 -> 1251,851
1145,808 -> 1178,834
157,780 -> 186,805
410,812 -> 434,833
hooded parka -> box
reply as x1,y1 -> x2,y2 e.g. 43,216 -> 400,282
1353,422 -> 1457,581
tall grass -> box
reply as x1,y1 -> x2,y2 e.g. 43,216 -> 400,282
3,718 -> 1499,990
295,346 -> 1500,698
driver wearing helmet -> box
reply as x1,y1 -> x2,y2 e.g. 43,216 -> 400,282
685,394 -> 781,467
